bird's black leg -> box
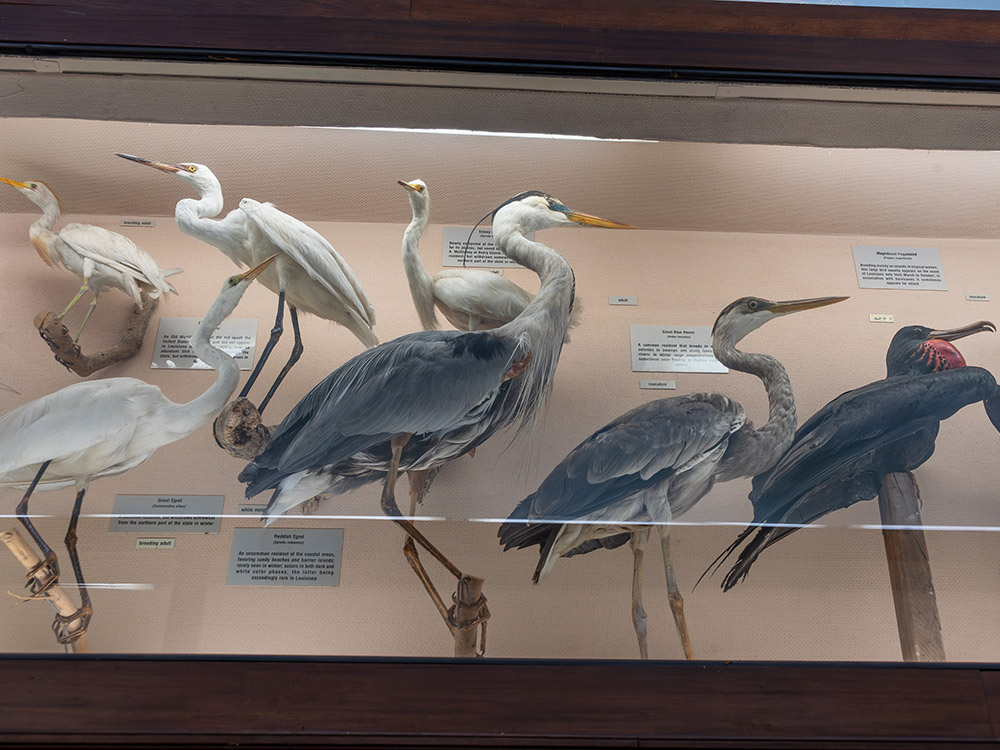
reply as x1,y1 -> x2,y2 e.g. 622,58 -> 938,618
15,460 -> 59,595
53,486 -> 93,644
257,305 -> 302,414
239,288 -> 285,400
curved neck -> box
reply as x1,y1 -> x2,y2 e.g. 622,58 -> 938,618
715,341 -> 797,479
401,207 -> 438,330
28,200 -> 64,267
175,183 -> 247,266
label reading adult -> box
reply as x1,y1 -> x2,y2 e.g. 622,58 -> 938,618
852,246 -> 947,291
442,226 -> 530,268
630,325 -> 727,373
609,296 -> 638,306
109,495 -> 224,533
152,317 -> 258,369
227,528 -> 343,587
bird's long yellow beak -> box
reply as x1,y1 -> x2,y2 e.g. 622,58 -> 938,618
398,180 -> 424,192
768,296 -> 849,315
929,320 -> 996,341
563,210 -> 637,230
0,177 -> 28,189
116,153 -> 181,173
238,255 -> 278,283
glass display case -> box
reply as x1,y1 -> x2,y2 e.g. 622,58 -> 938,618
4,1 -> 1000,745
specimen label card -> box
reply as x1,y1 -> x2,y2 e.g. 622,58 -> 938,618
852,245 -> 947,291
630,325 -> 727,373
151,317 -> 258,370
640,380 -> 677,390
136,538 -> 175,549
441,226 -> 529,268
967,293 -> 990,302
108,495 -> 224,533
610,295 -> 638,306
120,218 -> 155,228
227,528 -> 343,587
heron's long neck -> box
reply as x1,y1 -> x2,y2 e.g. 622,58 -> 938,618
175,184 -> 247,267
168,296 -> 241,436
715,342 -> 797,479
401,206 -> 438,330
28,200 -> 64,267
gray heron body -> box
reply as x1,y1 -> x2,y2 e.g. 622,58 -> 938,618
116,154 -> 376,414
0,256 -> 276,643
499,295 -> 846,659
239,191 -> 634,630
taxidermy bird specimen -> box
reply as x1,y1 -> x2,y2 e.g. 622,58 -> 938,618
240,191 -> 634,646
116,154 -> 376,416
499,295 -> 846,659
711,320 -> 999,591
0,256 -> 277,644
0,177 -> 179,341
399,178 -> 534,331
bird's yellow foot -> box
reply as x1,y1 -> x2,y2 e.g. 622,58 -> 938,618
52,603 -> 93,644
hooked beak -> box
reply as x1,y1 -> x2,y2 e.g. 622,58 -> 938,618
927,320 -> 996,341
397,180 -> 422,192
768,296 -> 849,315
116,153 -> 181,173
562,210 -> 637,230
0,177 -> 28,189
238,254 -> 278,283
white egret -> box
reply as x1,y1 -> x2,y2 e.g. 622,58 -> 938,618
115,154 -> 376,413
399,179 -> 533,331
0,255 -> 277,643
0,177 -> 180,341
499,295 -> 846,659
240,191 -> 634,645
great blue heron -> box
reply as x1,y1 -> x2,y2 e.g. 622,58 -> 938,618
0,255 -> 277,643
499,295 -> 846,659
398,178 -> 533,331
115,154 -> 376,414
239,191 -> 634,634
713,320 -> 999,591
0,177 -> 180,341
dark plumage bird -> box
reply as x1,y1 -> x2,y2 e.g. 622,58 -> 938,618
499,295 -> 846,659
713,320 -> 999,591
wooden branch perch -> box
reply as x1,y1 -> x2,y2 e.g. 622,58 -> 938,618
1,528 -> 90,653
34,293 -> 158,377
212,397 -> 273,459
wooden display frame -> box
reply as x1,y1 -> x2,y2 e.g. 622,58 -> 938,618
3,0 -> 1000,745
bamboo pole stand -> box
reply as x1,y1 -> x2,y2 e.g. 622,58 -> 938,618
1,528 -> 90,653
878,471 -> 946,662
34,293 -> 158,377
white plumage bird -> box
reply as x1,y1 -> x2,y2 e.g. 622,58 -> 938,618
0,177 -> 180,340
0,255 -> 277,644
116,154 -> 376,413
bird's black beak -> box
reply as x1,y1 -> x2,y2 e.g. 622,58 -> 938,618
927,320 -> 996,342
116,153 -> 181,173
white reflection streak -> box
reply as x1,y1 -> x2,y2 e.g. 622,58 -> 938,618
302,125 -> 657,143
56,583 -> 154,590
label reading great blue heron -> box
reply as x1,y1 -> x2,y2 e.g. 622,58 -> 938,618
629,325 -> 727,373
441,226 -> 530,268
226,528 -> 343,587
151,317 -> 258,370
852,246 -> 947,291
108,495 -> 224,533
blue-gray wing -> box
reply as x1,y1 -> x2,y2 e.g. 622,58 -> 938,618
257,330 -> 520,476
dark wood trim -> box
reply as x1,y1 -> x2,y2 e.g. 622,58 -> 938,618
1,657 -> 999,747
4,0 -> 1000,82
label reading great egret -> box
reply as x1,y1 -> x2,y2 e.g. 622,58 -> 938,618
151,317 -> 258,370
227,528 -> 343,587
442,226 -> 530,268
630,325 -> 727,374
852,246 -> 947,291
108,495 -> 224,533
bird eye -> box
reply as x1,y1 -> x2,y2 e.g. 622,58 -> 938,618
748,300 -> 758,310
187,165 -> 197,173
228,275 -> 240,287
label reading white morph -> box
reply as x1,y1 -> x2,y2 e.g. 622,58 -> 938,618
109,495 -> 224,533
869,314 -> 895,323
852,245 -> 947,291
152,317 -> 258,370
609,296 -> 638,306
227,528 -> 343,587
630,325 -> 727,373
442,226 -> 529,268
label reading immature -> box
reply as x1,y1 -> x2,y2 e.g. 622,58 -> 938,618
152,317 -> 258,370
630,325 -> 727,373
227,528 -> 343,587
852,246 -> 947,291
442,226 -> 530,268
109,495 -> 224,533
